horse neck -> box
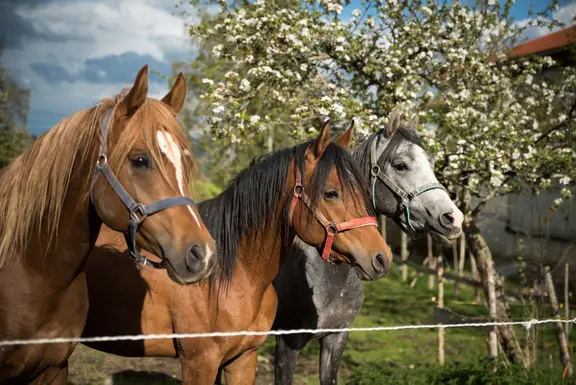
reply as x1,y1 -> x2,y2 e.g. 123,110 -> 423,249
235,207 -> 293,293
25,130 -> 102,285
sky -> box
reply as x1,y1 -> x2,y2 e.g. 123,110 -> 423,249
0,0 -> 575,136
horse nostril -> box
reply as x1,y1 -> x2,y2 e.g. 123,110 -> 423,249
372,253 -> 390,274
185,244 -> 205,271
439,212 -> 455,228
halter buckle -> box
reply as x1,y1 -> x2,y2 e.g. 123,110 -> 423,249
130,204 -> 147,225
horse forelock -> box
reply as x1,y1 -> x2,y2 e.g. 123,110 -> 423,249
107,99 -> 196,192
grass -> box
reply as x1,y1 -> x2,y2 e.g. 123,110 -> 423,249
68,264 -> 574,384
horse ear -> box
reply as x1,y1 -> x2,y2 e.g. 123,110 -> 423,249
386,108 -> 402,138
309,118 -> 332,160
334,118 -> 354,150
161,73 -> 187,115
119,64 -> 149,114
409,113 -> 419,132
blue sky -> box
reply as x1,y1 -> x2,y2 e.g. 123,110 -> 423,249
0,0 -> 574,136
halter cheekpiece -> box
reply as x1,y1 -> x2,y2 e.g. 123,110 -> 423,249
288,146 -> 378,263
90,108 -> 198,269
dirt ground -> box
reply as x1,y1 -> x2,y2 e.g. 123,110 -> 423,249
67,343 -> 318,385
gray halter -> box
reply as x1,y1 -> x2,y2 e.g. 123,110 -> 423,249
90,108 -> 198,269
369,130 -> 447,233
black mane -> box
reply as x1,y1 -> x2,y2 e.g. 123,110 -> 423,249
353,124 -> 425,180
198,139 -> 373,291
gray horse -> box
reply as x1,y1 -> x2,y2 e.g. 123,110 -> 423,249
272,110 -> 464,385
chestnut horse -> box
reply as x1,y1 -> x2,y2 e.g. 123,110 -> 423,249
81,119 -> 392,384
0,65 -> 216,384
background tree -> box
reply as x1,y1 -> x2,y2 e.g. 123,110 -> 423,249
0,42 -> 33,168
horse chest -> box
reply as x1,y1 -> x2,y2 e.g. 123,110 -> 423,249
219,283 -> 278,362
0,271 -> 88,382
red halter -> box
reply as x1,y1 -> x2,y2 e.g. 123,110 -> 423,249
288,148 -> 378,263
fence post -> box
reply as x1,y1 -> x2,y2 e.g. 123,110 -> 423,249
565,263 -> 571,336
401,231 -> 408,281
454,234 -> 466,296
427,234 -> 435,290
487,258 -> 498,359
544,266 -> 573,377
438,252 -> 445,366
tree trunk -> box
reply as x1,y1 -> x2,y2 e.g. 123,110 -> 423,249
464,220 -> 528,367
544,266 -> 573,377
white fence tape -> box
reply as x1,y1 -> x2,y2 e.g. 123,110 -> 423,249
0,317 -> 574,347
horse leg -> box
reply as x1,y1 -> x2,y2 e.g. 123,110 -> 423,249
274,335 -> 301,385
214,366 -> 224,385
319,332 -> 349,385
180,358 -> 220,385
29,361 -> 69,385
222,349 -> 259,385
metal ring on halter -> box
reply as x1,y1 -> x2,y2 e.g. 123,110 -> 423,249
371,164 -> 380,177
294,184 -> 303,196
97,155 -> 107,168
326,223 -> 338,235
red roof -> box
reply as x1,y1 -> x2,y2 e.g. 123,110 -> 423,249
511,25 -> 576,57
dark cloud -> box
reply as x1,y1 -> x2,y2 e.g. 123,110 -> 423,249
82,52 -> 171,83
0,2 -> 41,48
30,62 -> 74,83
29,52 -> 171,84
0,0 -> 77,48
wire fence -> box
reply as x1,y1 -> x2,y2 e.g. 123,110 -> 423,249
1,317 -> 574,347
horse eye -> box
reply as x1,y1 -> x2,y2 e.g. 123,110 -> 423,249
130,154 -> 151,169
324,190 -> 339,200
393,162 -> 408,172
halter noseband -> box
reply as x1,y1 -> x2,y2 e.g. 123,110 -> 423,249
90,108 -> 198,269
369,131 -> 446,233
288,146 -> 378,263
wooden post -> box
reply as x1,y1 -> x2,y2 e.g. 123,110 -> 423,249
454,234 -> 466,296
452,243 -> 458,295
452,242 -> 458,274
427,234 -> 435,290
379,215 -> 387,241
401,231 -> 408,281
544,266 -> 573,377
565,264 -> 571,336
267,125 -> 274,153
438,252 -> 445,366
470,248 -> 480,303
487,258 -> 498,359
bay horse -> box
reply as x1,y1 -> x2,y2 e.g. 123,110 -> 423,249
272,110 -> 464,385
81,119 -> 392,384
0,65 -> 216,384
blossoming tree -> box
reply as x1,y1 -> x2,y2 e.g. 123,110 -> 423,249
182,0 -> 576,364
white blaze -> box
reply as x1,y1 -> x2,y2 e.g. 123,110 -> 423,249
156,131 -> 201,227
